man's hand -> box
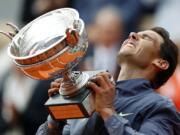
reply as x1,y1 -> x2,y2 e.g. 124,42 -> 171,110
48,78 -> 63,97
48,78 -> 66,131
87,72 -> 116,121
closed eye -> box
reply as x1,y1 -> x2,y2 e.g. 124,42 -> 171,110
141,34 -> 153,40
138,31 -> 156,42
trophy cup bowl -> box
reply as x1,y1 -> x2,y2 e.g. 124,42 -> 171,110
7,8 -> 87,80
7,8 -> 103,120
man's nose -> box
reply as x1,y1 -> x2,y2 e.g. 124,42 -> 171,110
129,32 -> 138,40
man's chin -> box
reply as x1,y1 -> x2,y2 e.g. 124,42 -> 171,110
117,52 -> 133,64
118,50 -> 133,58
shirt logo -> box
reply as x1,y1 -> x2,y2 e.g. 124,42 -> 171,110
118,112 -> 134,117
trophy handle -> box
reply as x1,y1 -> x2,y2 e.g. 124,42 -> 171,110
0,22 -> 19,40
65,28 -> 79,47
6,22 -> 19,33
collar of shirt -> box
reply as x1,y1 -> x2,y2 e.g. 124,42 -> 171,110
115,78 -> 154,96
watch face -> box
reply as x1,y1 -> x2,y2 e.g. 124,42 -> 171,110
7,8 -> 88,79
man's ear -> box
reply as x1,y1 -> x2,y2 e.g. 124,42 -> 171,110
152,58 -> 169,71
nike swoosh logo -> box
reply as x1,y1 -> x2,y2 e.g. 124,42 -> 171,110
119,112 -> 134,117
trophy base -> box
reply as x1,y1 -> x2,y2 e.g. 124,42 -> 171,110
45,70 -> 105,120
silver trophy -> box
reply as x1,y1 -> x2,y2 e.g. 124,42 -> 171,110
5,8 -> 103,120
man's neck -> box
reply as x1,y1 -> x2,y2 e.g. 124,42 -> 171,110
117,63 -> 153,81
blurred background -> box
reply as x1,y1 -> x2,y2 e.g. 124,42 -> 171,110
0,0 -> 180,134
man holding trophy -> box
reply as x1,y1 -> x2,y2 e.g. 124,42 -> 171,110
3,8 -> 180,135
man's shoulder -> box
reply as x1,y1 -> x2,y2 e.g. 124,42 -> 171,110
141,91 -> 176,109
139,91 -> 178,118
141,92 -> 180,134
149,92 -> 175,109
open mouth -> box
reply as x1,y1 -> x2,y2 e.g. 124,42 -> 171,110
122,39 -> 136,48
126,42 -> 135,48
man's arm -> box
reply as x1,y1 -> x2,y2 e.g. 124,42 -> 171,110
36,121 -> 60,135
36,115 -> 69,135
102,108 -> 173,135
36,78 -> 70,135
87,72 -> 174,135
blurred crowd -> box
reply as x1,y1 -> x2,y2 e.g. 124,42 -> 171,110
0,0 -> 180,135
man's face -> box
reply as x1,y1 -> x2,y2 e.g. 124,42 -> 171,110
118,30 -> 164,68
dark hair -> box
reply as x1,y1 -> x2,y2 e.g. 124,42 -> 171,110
150,27 -> 179,89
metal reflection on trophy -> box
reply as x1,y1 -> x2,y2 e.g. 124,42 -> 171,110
6,8 -> 101,120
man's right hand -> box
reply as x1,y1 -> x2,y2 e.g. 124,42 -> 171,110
48,78 -> 63,97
